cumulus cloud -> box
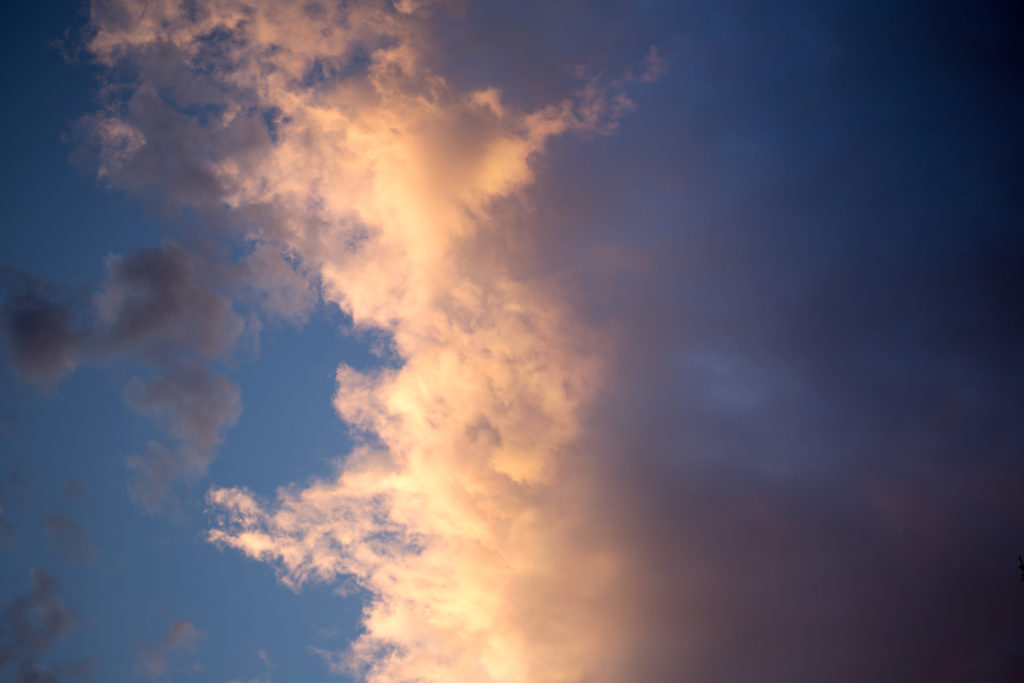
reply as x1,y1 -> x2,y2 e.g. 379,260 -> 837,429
134,619 -> 205,680
81,0 -> 1024,681
83,0 -> 648,679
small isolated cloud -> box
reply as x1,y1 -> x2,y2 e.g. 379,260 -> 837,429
0,270 -> 83,387
134,619 -> 204,680
124,362 -> 241,512
0,567 -> 88,682
43,513 -> 98,565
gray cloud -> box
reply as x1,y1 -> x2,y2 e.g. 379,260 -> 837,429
94,240 -> 243,362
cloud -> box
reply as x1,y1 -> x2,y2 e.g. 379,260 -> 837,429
134,619 -> 204,681
94,240 -> 244,362
97,243 -> 244,511
0,270 -> 83,387
83,0 -> 1024,682
43,513 -> 98,565
0,239 -> 247,512
80,0 -> 661,680
0,567 -> 87,683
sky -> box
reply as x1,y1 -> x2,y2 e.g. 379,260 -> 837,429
0,1 -> 1022,682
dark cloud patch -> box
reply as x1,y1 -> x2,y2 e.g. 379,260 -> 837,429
1,240 -> 245,382
0,270 -> 84,387
94,240 -> 243,362
124,362 -> 241,512
0,568 -> 78,683
43,513 -> 97,565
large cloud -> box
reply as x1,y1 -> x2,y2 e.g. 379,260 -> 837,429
86,0 -> 646,679
81,0 -> 1024,682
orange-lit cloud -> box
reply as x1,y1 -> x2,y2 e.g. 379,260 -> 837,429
88,0 -> 648,680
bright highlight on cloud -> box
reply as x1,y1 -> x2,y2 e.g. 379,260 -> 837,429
85,0 -> 650,680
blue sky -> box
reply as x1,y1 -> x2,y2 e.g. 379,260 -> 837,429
1,5 -> 370,680
1,1 -> 1023,682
